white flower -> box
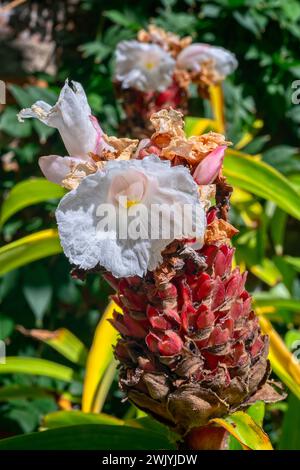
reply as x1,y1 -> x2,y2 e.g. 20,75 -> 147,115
115,40 -> 175,93
17,80 -> 112,185
177,43 -> 238,78
56,155 -> 206,278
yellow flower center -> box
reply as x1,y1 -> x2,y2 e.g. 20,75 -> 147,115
145,61 -> 155,70
125,198 -> 140,208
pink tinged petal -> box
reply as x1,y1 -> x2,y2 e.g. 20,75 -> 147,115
193,145 -> 226,185
108,170 -> 148,206
89,115 -> 114,155
134,138 -> 150,158
38,155 -> 84,185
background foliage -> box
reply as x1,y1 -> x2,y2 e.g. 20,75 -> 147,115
0,0 -> 300,449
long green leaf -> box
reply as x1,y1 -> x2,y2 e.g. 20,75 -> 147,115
229,402 -> 265,450
0,424 -> 175,450
212,411 -> 273,450
0,357 -> 76,382
254,296 -> 300,313
224,150 -> 300,220
17,327 -> 88,366
0,178 -> 65,227
43,410 -> 123,429
0,384 -> 53,401
0,229 -> 62,276
260,316 -> 300,399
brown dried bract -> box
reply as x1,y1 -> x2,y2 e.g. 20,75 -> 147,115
103,136 -> 138,161
62,160 -> 101,190
173,68 -> 191,90
137,24 -> 192,57
150,108 -> 185,141
161,131 -> 231,166
204,218 -> 239,245
149,109 -> 231,167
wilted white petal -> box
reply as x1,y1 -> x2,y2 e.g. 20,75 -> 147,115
18,80 -> 99,158
177,43 -> 238,77
56,156 -> 206,278
115,40 -> 175,93
38,155 -> 85,185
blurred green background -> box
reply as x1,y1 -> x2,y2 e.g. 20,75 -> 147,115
0,0 -> 300,449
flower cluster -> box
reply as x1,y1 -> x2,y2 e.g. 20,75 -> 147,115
114,25 -> 237,137
18,82 -> 228,278
18,82 -> 284,440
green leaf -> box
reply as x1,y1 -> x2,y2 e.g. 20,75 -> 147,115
0,357 -> 76,382
224,150 -> 300,220
270,207 -> 287,256
283,256 -> 300,272
92,359 -> 117,413
0,424 -> 176,450
18,327 -> 88,366
9,84 -> 33,108
0,313 -> 14,340
254,296 -> 300,314
43,410 -> 123,429
22,264 -> 53,325
285,330 -> 300,352
279,394 -> 300,450
0,178 -> 65,227
0,107 -> 31,138
228,401 -> 265,450
212,411 -> 272,450
263,145 -> 300,175
104,10 -> 140,30
250,258 -> 282,286
246,401 -> 265,427
0,229 -> 62,277
0,384 -> 52,401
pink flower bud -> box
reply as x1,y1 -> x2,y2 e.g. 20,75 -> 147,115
193,145 -> 226,185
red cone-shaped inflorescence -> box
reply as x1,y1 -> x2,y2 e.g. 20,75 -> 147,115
106,207 -> 284,435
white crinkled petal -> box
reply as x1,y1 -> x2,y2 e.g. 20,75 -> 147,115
18,80 -> 98,158
115,40 -> 175,93
177,43 -> 238,77
56,156 -> 206,278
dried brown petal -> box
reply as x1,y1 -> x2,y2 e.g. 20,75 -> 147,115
205,219 -> 239,245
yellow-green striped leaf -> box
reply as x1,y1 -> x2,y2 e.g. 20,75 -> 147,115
0,178 -> 65,227
0,229 -> 62,276
211,411 -> 273,450
0,357 -> 76,382
224,149 -> 300,220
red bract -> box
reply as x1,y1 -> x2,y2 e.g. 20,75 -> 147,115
106,231 -> 284,434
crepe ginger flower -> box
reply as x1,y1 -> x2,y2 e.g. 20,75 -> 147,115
177,43 -> 238,78
17,80 -> 112,185
115,40 -> 176,93
56,155 -> 206,278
